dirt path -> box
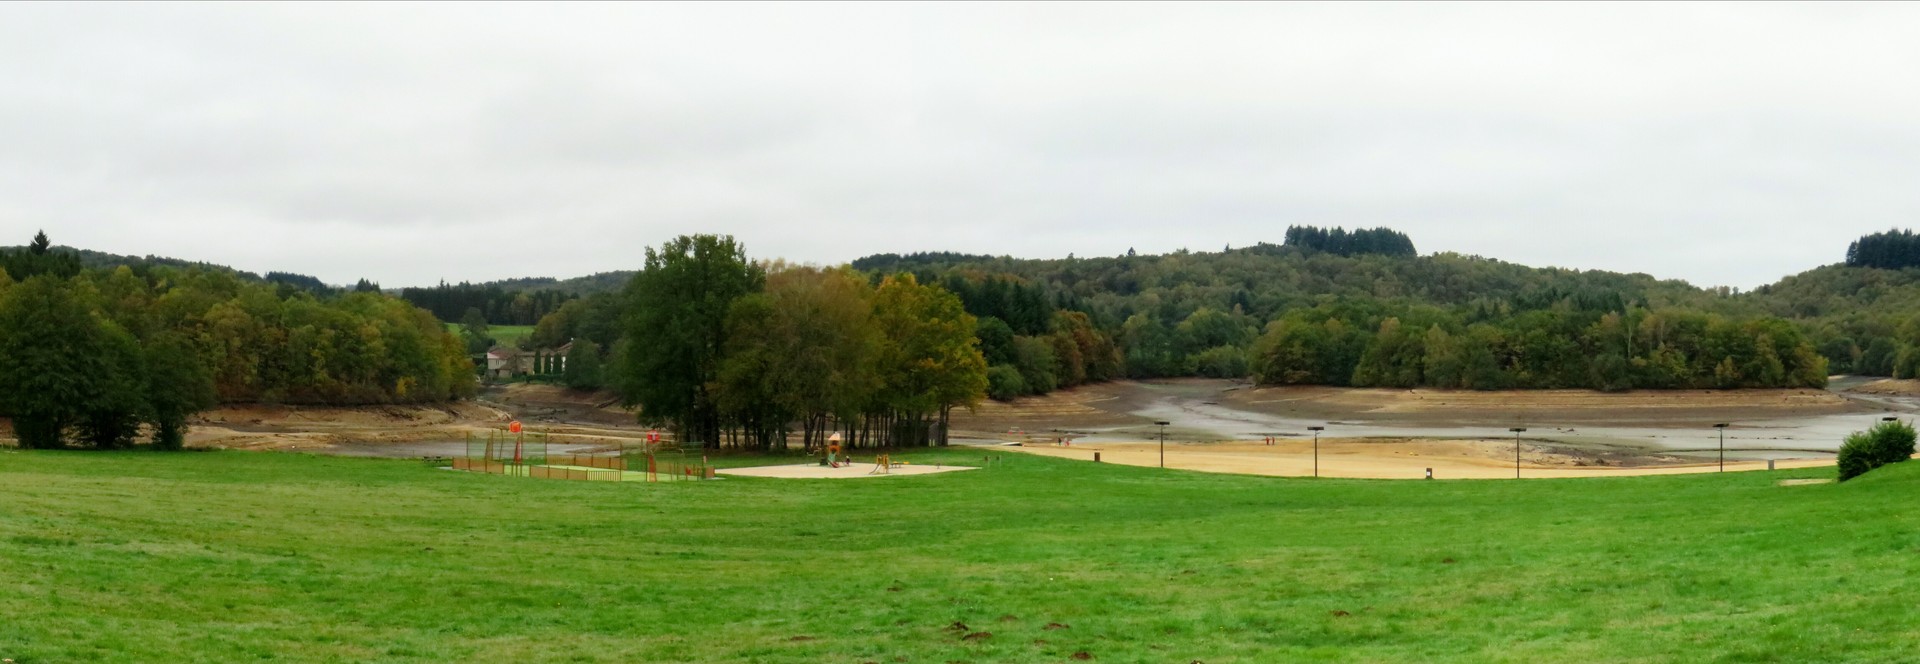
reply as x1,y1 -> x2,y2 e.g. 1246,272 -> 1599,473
1005,438 -> 1833,480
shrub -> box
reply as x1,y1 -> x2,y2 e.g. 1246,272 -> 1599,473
1838,433 -> 1876,482
1837,420 -> 1916,481
1870,419 -> 1916,465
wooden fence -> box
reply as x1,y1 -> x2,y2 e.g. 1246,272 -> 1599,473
544,454 -> 626,470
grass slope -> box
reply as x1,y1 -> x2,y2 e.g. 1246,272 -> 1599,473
444,323 -> 535,348
2,449 -> 1917,662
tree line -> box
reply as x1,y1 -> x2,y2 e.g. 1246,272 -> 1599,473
5,235 -> 359,297
1281,225 -> 1417,258
1845,229 -> 1920,270
1750,231 -> 1920,378
400,282 -> 577,326
1252,300 -> 1825,390
0,233 -> 477,449
264,272 -> 381,297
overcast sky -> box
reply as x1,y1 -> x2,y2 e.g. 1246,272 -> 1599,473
3,2 -> 1918,289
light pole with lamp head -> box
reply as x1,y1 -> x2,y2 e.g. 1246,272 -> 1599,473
1155,421 -> 1170,468
1712,423 -> 1729,471
1509,427 -> 1527,479
1307,426 -> 1325,478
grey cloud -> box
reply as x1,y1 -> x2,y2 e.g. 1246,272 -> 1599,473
3,3 -> 1919,288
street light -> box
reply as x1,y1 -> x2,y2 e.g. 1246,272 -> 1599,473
1509,427 -> 1527,479
1307,426 -> 1326,478
1155,421 -> 1170,468
1712,423 -> 1729,472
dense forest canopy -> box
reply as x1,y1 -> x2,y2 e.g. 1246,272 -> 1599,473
0,233 -> 476,450
1741,229 -> 1920,377
846,229 -> 1841,392
399,282 -> 578,327
0,238 -> 342,294
1281,225 -> 1417,258
1845,229 -> 1920,270
851,251 -> 1001,274
396,272 -> 640,321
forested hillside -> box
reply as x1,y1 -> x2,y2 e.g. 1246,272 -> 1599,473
0,233 -> 476,449
850,225 -> 1834,393
0,243 -> 348,296
399,282 -> 578,327
397,272 -> 634,329
1747,263 -> 1920,376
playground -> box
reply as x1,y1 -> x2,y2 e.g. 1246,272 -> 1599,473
449,422 -> 715,482
714,434 -> 973,479
717,462 -> 973,479
445,424 -> 963,481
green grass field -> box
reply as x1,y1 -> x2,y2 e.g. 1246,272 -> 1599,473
4,448 -> 1918,662
446,323 -> 535,347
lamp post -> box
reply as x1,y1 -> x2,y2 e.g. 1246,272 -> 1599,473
1155,421 -> 1171,468
1307,426 -> 1325,478
1509,427 -> 1527,479
1712,423 -> 1729,472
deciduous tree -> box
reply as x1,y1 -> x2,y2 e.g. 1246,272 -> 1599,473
615,234 -> 763,448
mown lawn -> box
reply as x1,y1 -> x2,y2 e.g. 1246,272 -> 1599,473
2,448 -> 1918,663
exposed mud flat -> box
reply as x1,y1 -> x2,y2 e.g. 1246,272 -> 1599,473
5,378 -> 1909,474
1845,378 -> 1920,397
953,379 -> 1912,469
1220,384 -> 1859,426
174,385 -> 650,457
476,383 -> 638,426
1008,438 -> 1834,480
